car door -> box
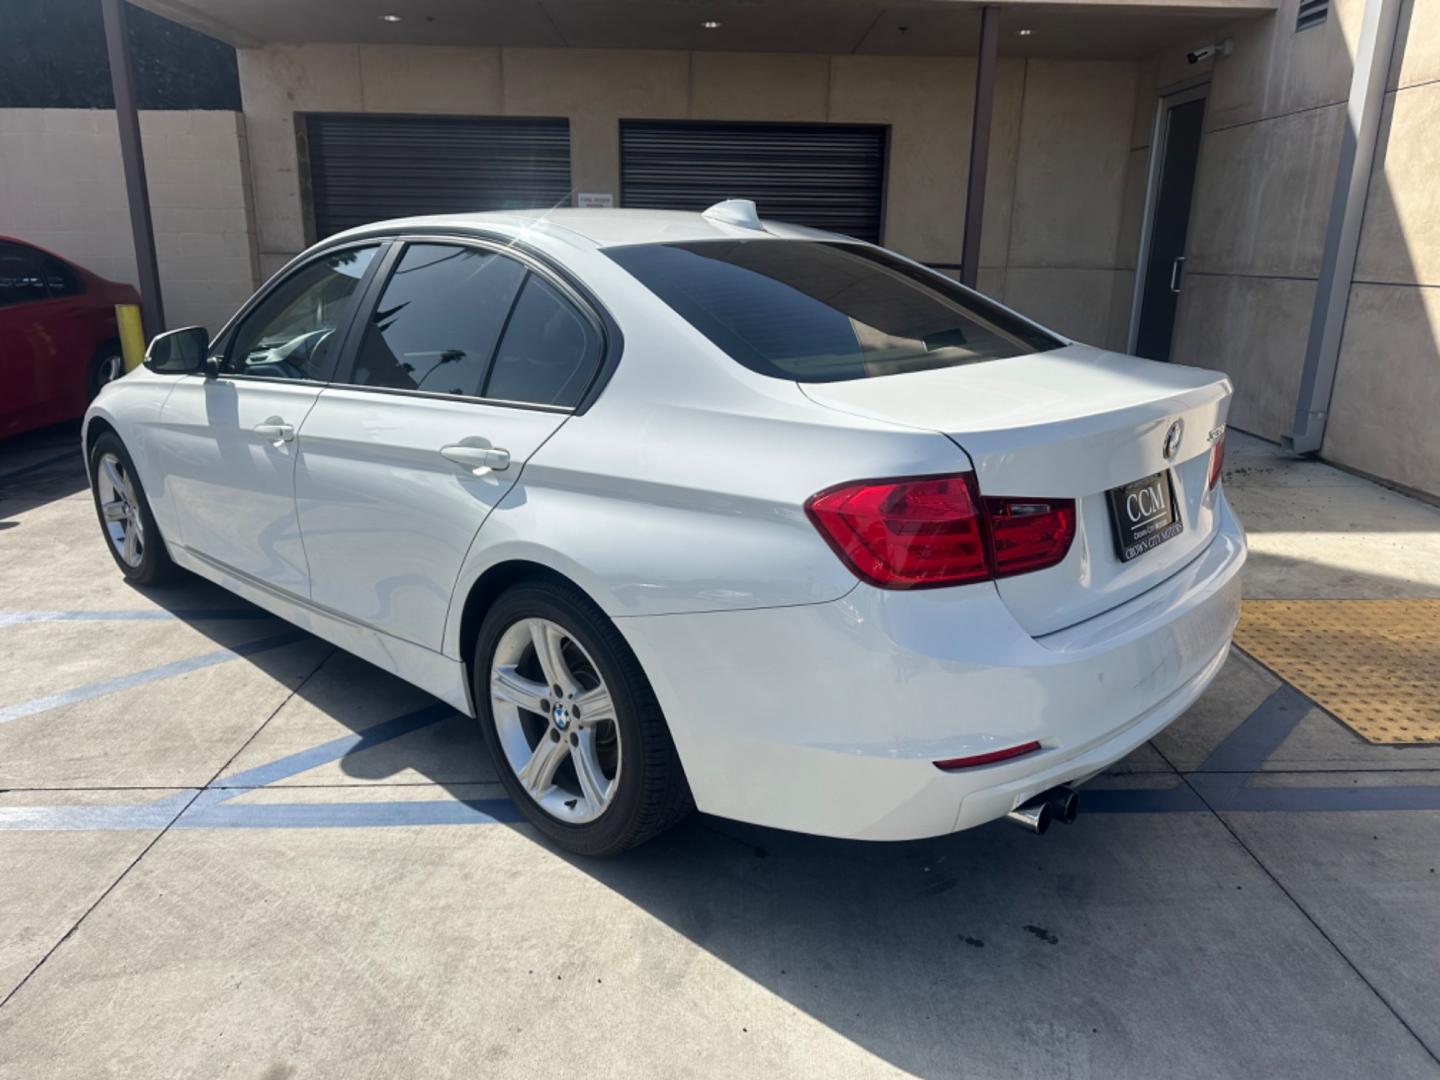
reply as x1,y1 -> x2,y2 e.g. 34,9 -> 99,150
295,239 -> 604,651
32,250 -> 107,415
0,241 -> 54,436
154,242 -> 382,596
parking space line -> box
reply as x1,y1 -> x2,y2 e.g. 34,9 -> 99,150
176,793 -> 523,829
213,702 -> 454,789
1191,777 -> 1440,812
0,609 -> 275,625
0,793 -> 195,832
0,629 -> 309,724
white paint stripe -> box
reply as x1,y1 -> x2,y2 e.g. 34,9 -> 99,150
0,630 -> 305,724
0,609 -> 271,625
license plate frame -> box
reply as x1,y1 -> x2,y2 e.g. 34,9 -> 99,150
1106,470 -> 1183,562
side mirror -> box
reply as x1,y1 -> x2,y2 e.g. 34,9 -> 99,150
144,326 -> 210,374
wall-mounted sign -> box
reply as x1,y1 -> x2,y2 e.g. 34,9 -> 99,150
576,192 -> 614,208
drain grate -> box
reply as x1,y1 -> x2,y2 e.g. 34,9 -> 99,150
1234,600 -> 1440,745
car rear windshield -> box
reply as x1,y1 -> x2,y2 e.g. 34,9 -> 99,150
605,239 -> 1062,382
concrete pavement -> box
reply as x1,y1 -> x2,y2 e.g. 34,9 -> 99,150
1,424 -> 1438,1079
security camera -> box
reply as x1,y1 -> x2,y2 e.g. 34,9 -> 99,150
1187,38 -> 1233,64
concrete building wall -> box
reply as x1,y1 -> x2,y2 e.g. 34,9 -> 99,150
1136,0 -> 1438,498
1158,0 -> 1363,444
235,44 -> 1138,347
1326,0 -> 1440,496
0,108 -> 258,333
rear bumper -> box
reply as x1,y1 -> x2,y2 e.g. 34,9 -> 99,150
617,495 -> 1246,841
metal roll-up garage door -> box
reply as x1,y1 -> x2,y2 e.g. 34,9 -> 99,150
304,114 -> 572,238
620,120 -> 887,243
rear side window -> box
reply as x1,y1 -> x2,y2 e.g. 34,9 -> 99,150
606,240 -> 1062,382
38,254 -> 81,297
483,274 -> 601,407
353,244 -> 527,397
0,242 -> 47,308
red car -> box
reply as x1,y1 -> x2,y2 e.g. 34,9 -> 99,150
0,237 -> 141,439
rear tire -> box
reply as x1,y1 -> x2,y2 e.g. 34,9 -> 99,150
88,432 -> 179,586
474,580 -> 692,856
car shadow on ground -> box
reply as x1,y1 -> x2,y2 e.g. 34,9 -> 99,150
0,421 -> 88,521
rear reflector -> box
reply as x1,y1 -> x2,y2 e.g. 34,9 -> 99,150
1207,435 -> 1226,490
805,472 -> 1076,589
933,741 -> 1042,771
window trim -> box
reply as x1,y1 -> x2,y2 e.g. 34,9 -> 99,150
328,233 -> 610,414
201,239 -> 390,388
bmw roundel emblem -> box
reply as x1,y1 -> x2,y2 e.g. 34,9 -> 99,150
1162,419 -> 1184,461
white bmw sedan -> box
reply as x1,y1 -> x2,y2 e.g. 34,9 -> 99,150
83,201 -> 1244,856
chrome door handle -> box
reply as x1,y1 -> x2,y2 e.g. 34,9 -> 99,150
440,444 -> 511,476
1169,256 -> 1186,294
253,417 -> 295,446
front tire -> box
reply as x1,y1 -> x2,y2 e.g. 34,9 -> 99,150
88,432 -> 179,585
474,580 -> 691,856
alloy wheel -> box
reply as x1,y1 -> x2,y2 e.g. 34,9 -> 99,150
96,452 -> 144,568
490,617 -> 621,824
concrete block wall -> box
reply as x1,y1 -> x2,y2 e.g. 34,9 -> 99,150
0,108 -> 259,334
1161,0 -> 1365,443
237,45 -> 1138,347
1326,0 -> 1440,496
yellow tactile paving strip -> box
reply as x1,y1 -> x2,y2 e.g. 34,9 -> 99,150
1234,600 -> 1440,745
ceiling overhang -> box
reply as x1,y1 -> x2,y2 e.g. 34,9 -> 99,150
129,0 -> 1277,61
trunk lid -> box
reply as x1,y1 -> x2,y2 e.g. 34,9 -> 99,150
799,344 -> 1232,636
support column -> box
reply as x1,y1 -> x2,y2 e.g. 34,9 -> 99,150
101,0 -> 165,339
1286,0 -> 1403,453
960,4 -> 1000,289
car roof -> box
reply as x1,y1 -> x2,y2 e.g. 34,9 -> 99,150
323,206 -> 846,254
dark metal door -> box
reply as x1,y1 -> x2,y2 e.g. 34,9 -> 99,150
304,114 -> 572,238
619,120 -> 887,243
1135,96 -> 1206,362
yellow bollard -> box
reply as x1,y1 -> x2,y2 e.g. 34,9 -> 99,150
116,304 -> 146,372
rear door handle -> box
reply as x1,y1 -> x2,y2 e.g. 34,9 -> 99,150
1169,256 -> 1186,294
253,417 -> 295,446
440,443 -> 511,476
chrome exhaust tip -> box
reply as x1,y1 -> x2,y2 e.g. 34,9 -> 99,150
1005,796 -> 1052,834
1006,785 -> 1079,834
1048,785 -> 1079,825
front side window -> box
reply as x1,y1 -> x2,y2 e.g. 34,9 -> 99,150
483,274 -> 601,407
352,244 -> 527,396
606,239 -> 1062,383
225,245 -> 378,380
0,242 -> 47,308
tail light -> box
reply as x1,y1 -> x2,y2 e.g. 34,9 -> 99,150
1207,435 -> 1226,490
984,497 -> 1077,578
804,472 -> 1075,589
